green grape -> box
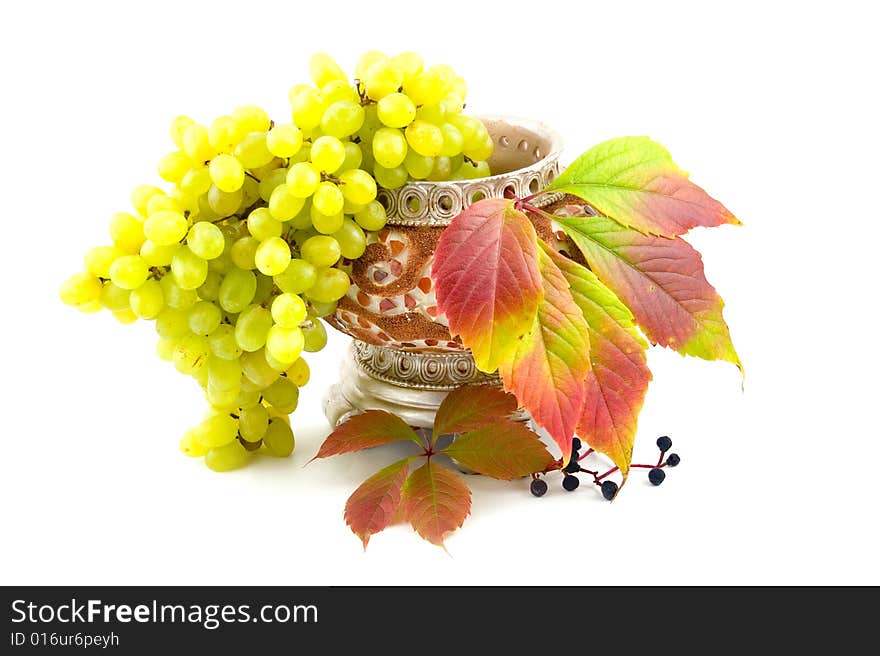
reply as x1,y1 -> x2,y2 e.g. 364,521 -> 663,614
312,181 -> 344,215
144,210 -> 188,246
207,355 -> 241,391
464,130 -> 495,161
307,267 -> 350,303
207,184 -> 243,217
266,123 -> 303,157
341,141 -> 363,172
209,153 -> 244,192
415,103 -> 446,125
246,207 -> 282,241
171,246 -> 208,290
453,159 -> 492,180
439,122 -> 465,157
363,59 -> 403,100
156,337 -> 176,362
372,127 -> 407,168
332,218 -> 367,259
308,299 -> 337,318
187,221 -> 225,260
218,267 -> 256,313
206,382 -> 239,409
194,413 -> 239,448
230,236 -> 259,270
130,279 -> 164,319
208,115 -> 241,152
131,185 -> 165,218
268,183 -> 306,222
354,200 -> 388,230
100,282 -> 131,311
188,300 -> 223,336
302,318 -> 328,352
405,120 -> 444,157
198,270 -> 222,301
404,150 -> 434,179
236,384 -> 262,408
274,259 -> 317,294
141,240 -> 179,267
109,254 -> 149,290
263,420 -> 295,457
232,105 -> 271,133
183,124 -> 216,163
205,441 -> 251,472
59,272 -> 103,306
337,169 -> 377,206
374,163 -> 408,189
403,68 -> 448,107
252,270 -> 273,308
173,333 -> 210,375
235,304 -> 273,352
241,349 -> 280,388
258,167 -> 288,202
320,99 -> 365,138
208,324 -> 242,360
286,162 -> 321,198
290,87 -> 324,130
289,201 -> 314,230
239,404 -> 269,443
234,132 -> 274,169
271,293 -> 308,327
263,376 -> 300,413
241,174 -> 261,208
377,92 -> 417,128
158,150 -> 192,183
170,115 -> 195,149
264,347 -> 292,372
180,166 -> 213,197
254,236 -> 291,276
357,103 -> 382,143
427,156 -> 454,181
265,325 -> 305,364
113,308 -> 138,324
310,136 -> 346,173
180,429 -> 209,457
76,300 -> 103,314
147,194 -> 183,216
110,212 -> 146,253
155,308 -> 190,339
355,50 -> 388,79
286,358 -> 310,386
160,275 -> 198,310
84,245 -> 123,278
321,79 -> 357,105
309,206 -> 344,235
389,51 -> 424,83
309,51 -> 347,87
301,235 -> 341,267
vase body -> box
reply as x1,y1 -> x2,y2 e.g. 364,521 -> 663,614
323,116 -> 564,427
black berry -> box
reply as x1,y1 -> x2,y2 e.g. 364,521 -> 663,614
530,478 -> 548,497
564,460 -> 581,474
562,475 -> 580,491
648,468 -> 666,486
666,453 -> 681,467
572,437 -> 582,452
656,436 -> 672,452
601,480 -> 618,501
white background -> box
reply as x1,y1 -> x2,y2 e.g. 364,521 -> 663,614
1,0 -> 878,585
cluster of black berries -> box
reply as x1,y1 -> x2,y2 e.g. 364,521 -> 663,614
529,435 -> 681,499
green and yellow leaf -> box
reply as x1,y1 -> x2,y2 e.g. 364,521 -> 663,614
401,460 -> 471,547
433,386 -> 519,437
443,420 -> 555,480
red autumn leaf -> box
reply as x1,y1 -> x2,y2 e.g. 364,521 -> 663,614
344,458 -> 410,549
433,385 -> 519,437
546,137 -> 740,237
312,410 -> 421,461
546,246 -> 651,480
401,460 -> 471,547
497,245 -> 591,463
443,420 -> 555,480
432,198 -> 543,373
556,213 -> 740,370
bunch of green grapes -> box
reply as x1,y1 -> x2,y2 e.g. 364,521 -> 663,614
59,50 -> 494,472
